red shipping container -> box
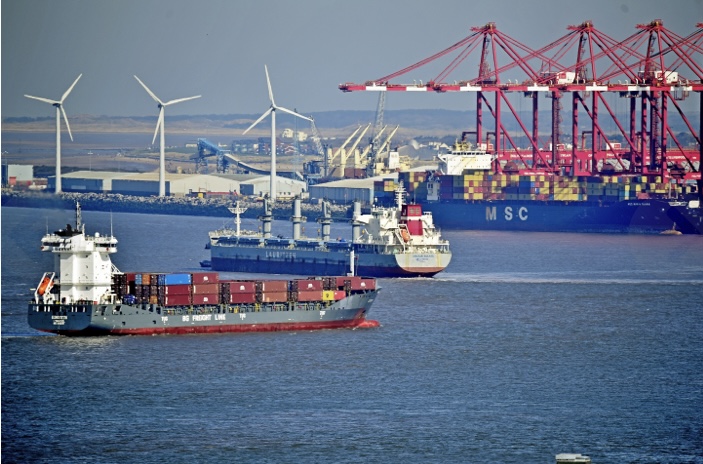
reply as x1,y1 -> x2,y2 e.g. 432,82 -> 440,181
192,272 -> 219,285
125,273 -> 137,283
259,280 -> 288,292
192,283 -> 219,295
227,281 -> 256,294
333,290 -> 346,300
163,294 -> 192,307
335,276 -> 361,288
360,279 -> 376,290
295,279 -> 323,291
261,291 -> 288,303
163,284 -> 191,295
228,293 -> 257,304
193,293 -> 220,305
295,290 -> 324,302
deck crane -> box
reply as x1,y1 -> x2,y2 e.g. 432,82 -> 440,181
326,124 -> 370,178
191,138 -> 232,174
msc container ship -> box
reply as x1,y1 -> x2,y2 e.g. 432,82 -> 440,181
28,203 -> 379,336
207,188 -> 451,278
391,139 -> 703,235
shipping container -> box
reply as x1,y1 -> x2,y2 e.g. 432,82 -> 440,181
260,291 -> 288,303
162,284 -> 191,296
295,290 -> 324,302
258,280 -> 289,293
192,293 -> 220,305
224,281 -> 257,294
192,283 -> 219,295
162,273 -> 192,286
294,279 -> 323,291
228,293 -> 257,304
192,272 -> 219,284
162,294 -> 192,307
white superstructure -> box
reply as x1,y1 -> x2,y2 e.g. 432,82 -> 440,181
36,203 -> 118,305
437,140 -> 494,175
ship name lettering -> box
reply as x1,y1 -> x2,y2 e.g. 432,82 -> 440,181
504,207 -> 513,221
215,314 -> 226,321
486,206 -> 497,221
51,315 -> 68,320
161,316 -> 168,323
182,315 -> 189,322
52,319 -> 66,326
192,314 -> 212,322
518,207 -> 528,221
503,206 -> 528,221
265,251 -> 296,259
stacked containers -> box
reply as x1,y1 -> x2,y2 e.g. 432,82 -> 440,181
220,281 -> 256,304
257,280 -> 288,303
292,279 -> 323,302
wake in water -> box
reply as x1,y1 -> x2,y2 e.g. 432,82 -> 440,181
437,270 -> 703,286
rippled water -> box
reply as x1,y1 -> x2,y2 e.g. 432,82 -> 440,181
3,207 -> 702,463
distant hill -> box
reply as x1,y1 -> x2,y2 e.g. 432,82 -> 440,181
3,108 -> 697,140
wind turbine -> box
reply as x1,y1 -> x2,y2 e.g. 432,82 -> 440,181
134,75 -> 200,197
24,74 -> 82,194
243,65 -> 311,202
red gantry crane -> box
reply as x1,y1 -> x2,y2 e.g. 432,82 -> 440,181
340,20 -> 702,185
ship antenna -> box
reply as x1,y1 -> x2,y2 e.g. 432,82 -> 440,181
110,211 -> 114,237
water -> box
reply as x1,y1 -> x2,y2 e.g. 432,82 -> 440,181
2,206 -> 703,463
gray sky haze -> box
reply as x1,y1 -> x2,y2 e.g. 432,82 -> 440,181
2,0 -> 701,118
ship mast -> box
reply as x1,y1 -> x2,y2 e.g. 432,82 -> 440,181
228,201 -> 248,237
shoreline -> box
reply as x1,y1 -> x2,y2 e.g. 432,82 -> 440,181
1,190 -> 353,221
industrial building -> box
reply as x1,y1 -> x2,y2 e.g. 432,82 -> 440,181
48,171 -> 306,198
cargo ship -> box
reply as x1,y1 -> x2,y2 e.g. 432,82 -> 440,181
208,187 -> 451,277
394,139 -> 703,235
28,203 -> 380,336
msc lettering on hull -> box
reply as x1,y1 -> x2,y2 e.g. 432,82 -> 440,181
486,206 -> 529,222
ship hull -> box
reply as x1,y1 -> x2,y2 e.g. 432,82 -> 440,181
210,247 -> 451,278
28,291 -> 379,336
420,199 -> 703,234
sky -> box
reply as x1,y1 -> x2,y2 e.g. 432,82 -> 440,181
2,0 -> 701,119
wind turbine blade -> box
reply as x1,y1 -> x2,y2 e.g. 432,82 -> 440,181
60,106 -> 74,141
152,107 -> 164,145
60,74 -> 82,103
163,95 -> 201,106
24,95 -> 59,105
277,106 -> 312,122
264,65 -> 275,107
134,75 -> 163,105
243,108 -> 272,134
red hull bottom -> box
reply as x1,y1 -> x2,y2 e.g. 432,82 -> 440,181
43,319 -> 381,336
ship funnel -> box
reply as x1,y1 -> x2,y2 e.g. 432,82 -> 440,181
291,197 -> 305,240
260,197 -> 273,238
351,201 -> 362,242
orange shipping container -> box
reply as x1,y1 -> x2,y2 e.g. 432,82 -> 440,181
192,283 -> 219,295
261,291 -> 288,303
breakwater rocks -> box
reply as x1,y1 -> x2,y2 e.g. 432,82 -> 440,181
1,190 -> 353,221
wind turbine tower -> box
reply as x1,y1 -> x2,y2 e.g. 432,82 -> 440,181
24,74 -> 82,194
134,76 -> 200,197
243,65 -> 311,201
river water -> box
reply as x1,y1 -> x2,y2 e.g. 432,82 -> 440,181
2,206 -> 702,463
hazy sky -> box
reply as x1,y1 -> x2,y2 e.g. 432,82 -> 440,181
2,0 -> 701,118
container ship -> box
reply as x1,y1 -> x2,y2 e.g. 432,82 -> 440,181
28,203 -> 380,336
208,187 -> 451,277
393,139 -> 703,235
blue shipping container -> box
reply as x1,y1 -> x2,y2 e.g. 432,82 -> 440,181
164,273 -> 192,285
